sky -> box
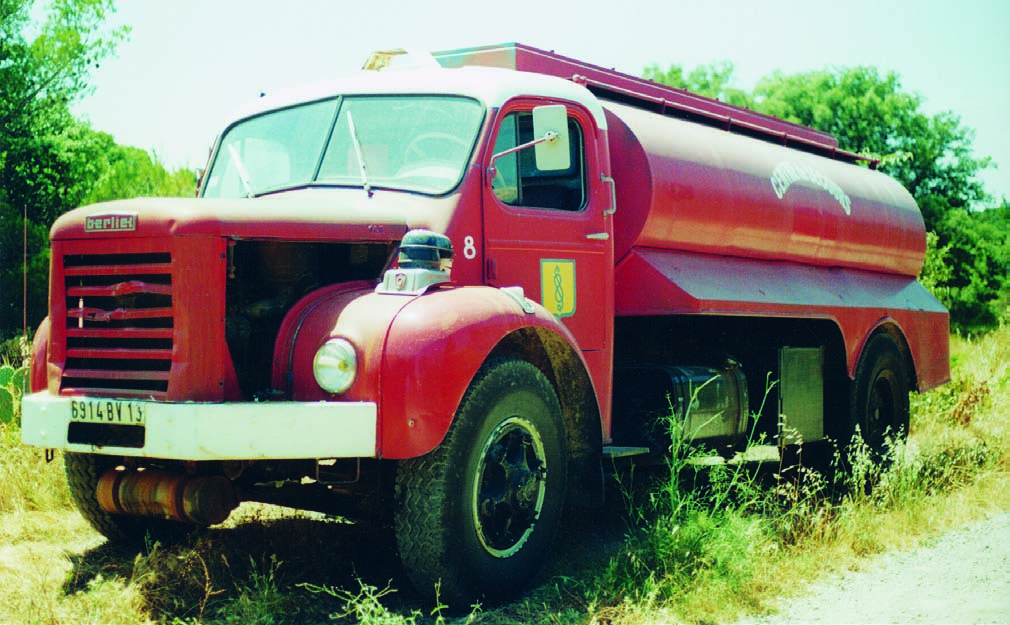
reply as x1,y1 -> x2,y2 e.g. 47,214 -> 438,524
72,0 -> 1010,203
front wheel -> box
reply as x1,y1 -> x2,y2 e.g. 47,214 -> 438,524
395,358 -> 567,605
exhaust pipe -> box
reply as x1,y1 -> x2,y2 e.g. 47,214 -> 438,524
97,469 -> 239,526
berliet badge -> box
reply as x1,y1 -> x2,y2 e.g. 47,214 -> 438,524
85,212 -> 137,232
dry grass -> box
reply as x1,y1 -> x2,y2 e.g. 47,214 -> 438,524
0,426 -> 71,514
0,510 -> 148,625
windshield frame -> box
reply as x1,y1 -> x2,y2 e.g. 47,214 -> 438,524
201,94 -> 486,199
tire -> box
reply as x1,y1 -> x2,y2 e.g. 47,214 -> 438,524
847,333 -> 911,462
394,358 -> 567,605
65,453 -> 189,546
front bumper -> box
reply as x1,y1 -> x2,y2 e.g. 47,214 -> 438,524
21,392 -> 377,461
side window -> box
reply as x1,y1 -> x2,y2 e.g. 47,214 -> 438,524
491,111 -> 586,211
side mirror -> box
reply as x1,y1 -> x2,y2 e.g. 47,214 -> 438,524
532,105 -> 570,171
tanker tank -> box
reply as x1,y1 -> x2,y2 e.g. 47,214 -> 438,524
602,100 -> 926,278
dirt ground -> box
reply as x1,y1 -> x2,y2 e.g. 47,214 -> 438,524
735,510 -> 1010,625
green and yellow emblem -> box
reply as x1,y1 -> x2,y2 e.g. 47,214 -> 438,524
540,259 -> 576,318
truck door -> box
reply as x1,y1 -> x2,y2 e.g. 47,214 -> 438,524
481,102 -> 612,352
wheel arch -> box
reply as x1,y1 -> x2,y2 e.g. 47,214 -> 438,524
380,286 -> 601,460
488,326 -> 604,507
30,316 -> 50,393
847,322 -> 914,458
855,320 -> 918,391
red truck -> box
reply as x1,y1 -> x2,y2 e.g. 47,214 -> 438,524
22,43 -> 949,602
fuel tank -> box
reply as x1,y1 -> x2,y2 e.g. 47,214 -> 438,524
604,100 -> 925,277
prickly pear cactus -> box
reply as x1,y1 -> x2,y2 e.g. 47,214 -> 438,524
0,386 -> 13,424
0,365 -> 12,388
0,364 -> 26,425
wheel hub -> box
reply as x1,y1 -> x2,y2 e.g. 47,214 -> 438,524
474,418 -> 548,557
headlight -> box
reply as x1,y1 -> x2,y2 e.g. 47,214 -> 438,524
313,338 -> 357,394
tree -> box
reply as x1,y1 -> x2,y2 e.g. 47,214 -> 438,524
0,0 -> 126,137
931,206 -> 1009,331
0,1 -> 197,342
1,0 -> 127,340
643,60 -> 753,108
752,67 -> 990,227
84,142 -> 196,204
1,0 -> 128,217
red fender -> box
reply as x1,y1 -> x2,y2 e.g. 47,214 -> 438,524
274,282 -> 592,459
379,285 -> 589,459
30,317 -> 50,393
271,281 -> 404,405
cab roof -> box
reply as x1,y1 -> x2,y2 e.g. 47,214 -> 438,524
226,65 -> 608,130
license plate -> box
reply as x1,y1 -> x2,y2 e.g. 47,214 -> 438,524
69,399 -> 147,425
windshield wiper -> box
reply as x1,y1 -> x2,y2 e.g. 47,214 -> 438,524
227,144 -> 256,198
345,111 -> 373,198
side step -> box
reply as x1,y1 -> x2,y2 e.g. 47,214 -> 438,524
602,445 -> 650,459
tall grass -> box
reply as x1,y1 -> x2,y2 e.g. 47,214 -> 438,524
1,329 -> 1008,624
573,328 -> 1010,624
0,337 -> 72,514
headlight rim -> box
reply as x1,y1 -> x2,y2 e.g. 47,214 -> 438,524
312,337 -> 358,395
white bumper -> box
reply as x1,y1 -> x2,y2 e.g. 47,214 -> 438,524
21,392 -> 377,461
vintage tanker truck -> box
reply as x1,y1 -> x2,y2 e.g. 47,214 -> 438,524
23,43 -> 949,602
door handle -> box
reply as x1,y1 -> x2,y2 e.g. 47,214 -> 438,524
601,174 -> 617,216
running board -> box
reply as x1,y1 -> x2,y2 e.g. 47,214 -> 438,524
602,446 -> 651,458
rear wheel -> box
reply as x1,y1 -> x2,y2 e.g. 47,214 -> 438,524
847,333 -> 911,462
394,359 -> 567,605
65,453 -> 189,546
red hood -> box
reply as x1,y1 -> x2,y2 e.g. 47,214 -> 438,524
47,188 -> 449,242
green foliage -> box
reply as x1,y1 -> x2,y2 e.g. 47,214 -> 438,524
0,355 -> 27,424
0,1 -> 196,340
84,143 -> 197,204
302,578 -> 475,625
752,67 -> 990,219
1,0 -> 128,207
931,205 -> 1010,331
0,364 -> 13,387
0,387 -> 12,424
643,60 -> 753,108
919,230 -> 952,293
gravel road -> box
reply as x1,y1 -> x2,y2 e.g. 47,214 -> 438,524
738,511 -> 1010,625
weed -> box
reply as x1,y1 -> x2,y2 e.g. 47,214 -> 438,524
302,578 -> 481,624
129,538 -> 226,621
947,377 -> 992,426
218,555 -> 291,625
0,334 -> 30,369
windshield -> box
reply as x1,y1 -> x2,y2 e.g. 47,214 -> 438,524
203,95 -> 484,198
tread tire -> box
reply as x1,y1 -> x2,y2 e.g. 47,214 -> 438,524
847,333 -> 911,462
394,358 -> 567,605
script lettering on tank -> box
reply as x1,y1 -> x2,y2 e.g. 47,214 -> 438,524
770,162 -> 851,215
